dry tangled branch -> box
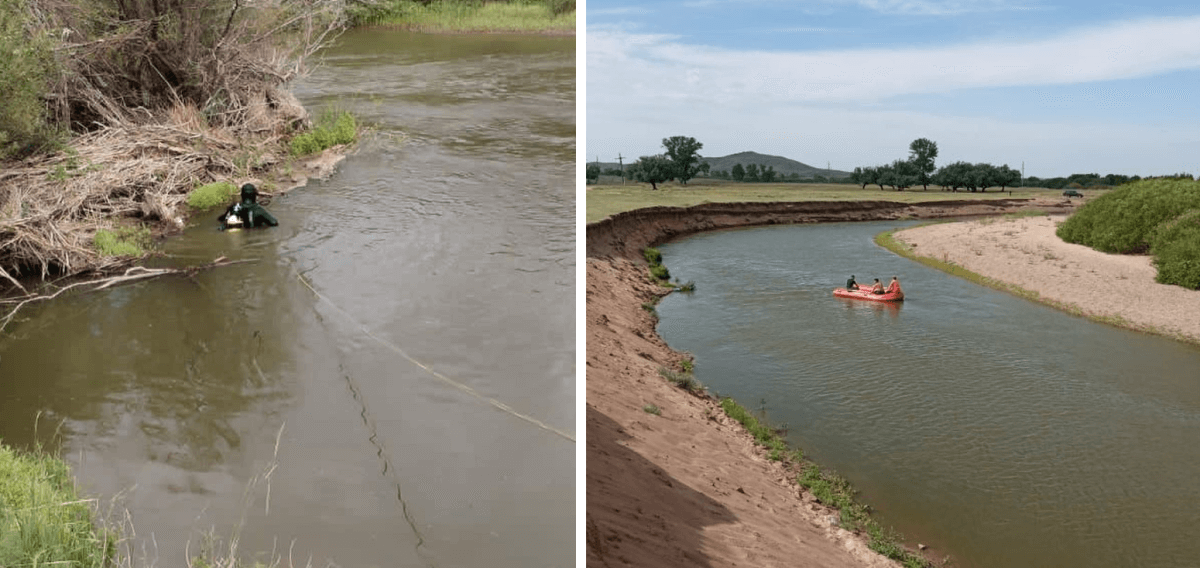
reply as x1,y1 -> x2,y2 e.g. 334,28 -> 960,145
0,256 -> 254,333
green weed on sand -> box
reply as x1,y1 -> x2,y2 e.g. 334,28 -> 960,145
718,396 -> 932,567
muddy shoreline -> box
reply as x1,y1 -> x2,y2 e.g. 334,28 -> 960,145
585,198 -> 1077,567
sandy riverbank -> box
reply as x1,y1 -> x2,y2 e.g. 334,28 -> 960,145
586,198 -> 1079,568
893,215 -> 1200,344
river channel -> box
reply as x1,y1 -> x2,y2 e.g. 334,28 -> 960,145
654,221 -> 1200,568
0,30 -> 574,567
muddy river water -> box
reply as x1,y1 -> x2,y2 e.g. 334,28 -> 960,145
656,221 -> 1200,568
0,30 -> 574,567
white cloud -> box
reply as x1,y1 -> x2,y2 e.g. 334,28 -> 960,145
588,6 -> 654,16
848,0 -> 1042,15
587,16 -> 1200,104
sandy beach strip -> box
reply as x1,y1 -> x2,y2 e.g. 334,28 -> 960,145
893,215 -> 1200,344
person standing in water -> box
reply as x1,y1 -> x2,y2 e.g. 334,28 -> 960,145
219,183 -> 278,230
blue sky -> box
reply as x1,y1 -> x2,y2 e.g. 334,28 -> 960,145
585,0 -> 1200,178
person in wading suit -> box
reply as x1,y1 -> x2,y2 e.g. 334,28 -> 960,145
219,183 -> 278,231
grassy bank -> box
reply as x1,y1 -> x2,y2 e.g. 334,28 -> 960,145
0,440 -> 114,568
1,432 -> 295,568
875,226 -> 1196,345
586,179 -> 1064,223
348,0 -> 575,33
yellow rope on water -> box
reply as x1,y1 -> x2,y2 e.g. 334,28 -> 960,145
297,273 -> 575,443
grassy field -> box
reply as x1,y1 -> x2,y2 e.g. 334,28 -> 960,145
351,0 -> 575,33
586,179 -> 1075,223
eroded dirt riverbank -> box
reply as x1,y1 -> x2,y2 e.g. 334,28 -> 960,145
585,198 -> 1077,568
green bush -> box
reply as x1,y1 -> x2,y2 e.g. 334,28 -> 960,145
289,109 -> 357,156
649,264 -> 670,280
1056,179 -> 1200,253
187,181 -> 238,210
643,247 -> 663,264
93,226 -> 150,257
1151,209 -> 1200,289
0,0 -> 60,159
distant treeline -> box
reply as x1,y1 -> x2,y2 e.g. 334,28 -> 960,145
852,138 -> 1192,191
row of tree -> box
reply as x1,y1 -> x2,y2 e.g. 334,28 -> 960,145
590,134 -> 1177,191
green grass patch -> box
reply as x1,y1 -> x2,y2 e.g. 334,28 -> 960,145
643,404 -> 661,415
187,181 -> 238,210
288,109 -> 358,157
348,0 -> 575,33
658,367 -> 702,394
587,180 -> 1062,223
93,226 -> 150,257
0,440 -> 116,568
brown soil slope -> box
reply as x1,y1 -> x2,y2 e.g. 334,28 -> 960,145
586,199 -> 1076,568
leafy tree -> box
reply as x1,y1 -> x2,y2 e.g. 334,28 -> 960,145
934,161 -> 973,192
760,165 -> 777,183
731,163 -> 745,182
876,164 -> 895,189
698,162 -> 711,177
969,163 -> 999,192
995,164 -> 1021,191
662,136 -> 704,185
860,166 -> 881,189
745,163 -> 760,182
908,138 -> 938,190
632,155 -> 673,190
586,163 -> 600,183
890,159 -> 918,190
603,168 -> 623,177
850,167 -> 865,188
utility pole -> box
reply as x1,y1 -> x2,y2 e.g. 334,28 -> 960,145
617,153 -> 625,185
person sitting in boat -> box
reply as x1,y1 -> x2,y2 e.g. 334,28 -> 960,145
219,183 -> 278,231
870,278 -> 885,294
886,276 -> 902,294
846,275 -> 860,290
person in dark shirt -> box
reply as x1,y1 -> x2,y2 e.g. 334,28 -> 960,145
846,275 -> 859,290
219,183 -> 277,230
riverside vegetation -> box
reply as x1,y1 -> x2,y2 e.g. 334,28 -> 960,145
1055,178 -> 1200,289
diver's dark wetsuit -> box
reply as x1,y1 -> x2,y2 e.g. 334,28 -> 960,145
219,183 -> 278,230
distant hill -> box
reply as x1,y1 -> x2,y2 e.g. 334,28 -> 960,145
588,151 -> 852,179
701,152 -> 851,179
